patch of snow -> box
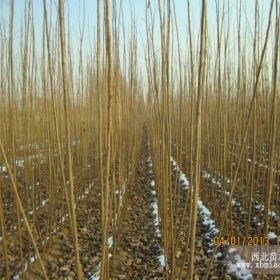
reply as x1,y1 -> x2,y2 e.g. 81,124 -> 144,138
268,210 -> 277,219
215,252 -> 223,258
171,157 -> 220,251
0,164 -> 7,172
108,236 -> 113,247
12,255 -> 37,279
148,151 -> 162,238
180,173 -> 189,189
203,171 -> 211,180
158,255 -> 165,266
16,159 -> 24,168
171,158 -> 250,278
255,204 -> 264,211
198,199 -> 220,247
268,231 -> 277,240
170,157 -> 189,189
198,200 -> 211,216
151,201 -> 160,230
255,201 -> 278,220
90,234 -> 114,280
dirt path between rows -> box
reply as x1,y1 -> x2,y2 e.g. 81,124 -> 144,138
110,140 -> 164,280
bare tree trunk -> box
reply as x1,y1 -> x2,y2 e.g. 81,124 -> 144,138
188,0 -> 207,279
58,1 -> 83,279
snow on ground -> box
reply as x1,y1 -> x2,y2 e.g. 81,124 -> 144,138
173,156 -> 252,279
254,200 -> 278,222
90,141 -> 166,279
147,155 -> 161,236
114,182 -> 127,225
202,171 -> 221,188
198,199 -> 219,252
268,231 -> 277,240
90,178 -> 128,279
170,156 -> 189,189
16,159 -> 24,168
171,157 -> 220,251
151,199 -> 161,237
228,149 -> 280,174
0,164 -> 7,172
28,199 -> 49,215
201,170 -> 280,278
158,255 -> 165,267
205,170 -> 279,240
202,171 -> 245,212
12,255 -> 38,280
0,159 -> 25,171
11,180 -> 96,279
147,142 -> 166,268
90,235 -> 113,280
203,169 -> 278,240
